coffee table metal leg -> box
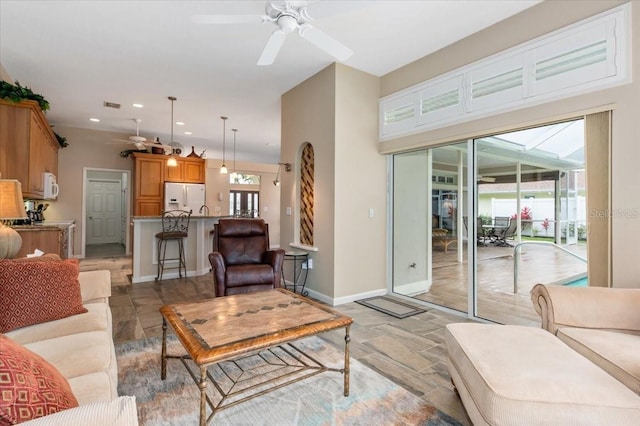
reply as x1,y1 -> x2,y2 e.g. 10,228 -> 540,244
161,318 -> 167,380
199,366 -> 207,426
344,325 -> 351,396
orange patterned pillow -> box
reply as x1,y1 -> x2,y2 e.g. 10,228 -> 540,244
0,334 -> 78,424
0,259 -> 87,333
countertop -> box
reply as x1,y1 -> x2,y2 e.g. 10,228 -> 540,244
11,220 -> 76,230
11,225 -> 63,231
132,215 -> 234,220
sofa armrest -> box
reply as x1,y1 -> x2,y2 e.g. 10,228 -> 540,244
79,270 -> 112,304
531,283 -> 640,335
21,396 -> 138,426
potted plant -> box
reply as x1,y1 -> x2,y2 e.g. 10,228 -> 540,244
1,80 -> 68,148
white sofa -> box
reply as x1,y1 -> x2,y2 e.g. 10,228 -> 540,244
445,284 -> 640,425
531,283 -> 640,394
5,270 -> 138,425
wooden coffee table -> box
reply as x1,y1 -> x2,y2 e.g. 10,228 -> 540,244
159,288 -> 353,426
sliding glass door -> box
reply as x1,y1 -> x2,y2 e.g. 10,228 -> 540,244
391,119 -> 588,325
392,142 -> 469,314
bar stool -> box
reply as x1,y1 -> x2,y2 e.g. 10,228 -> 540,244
155,210 -> 191,281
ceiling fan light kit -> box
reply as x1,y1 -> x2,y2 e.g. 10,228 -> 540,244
194,1 -> 354,66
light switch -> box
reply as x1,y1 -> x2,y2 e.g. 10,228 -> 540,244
369,208 -> 375,218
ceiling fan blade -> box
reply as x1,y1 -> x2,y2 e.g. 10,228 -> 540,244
192,14 -> 266,25
299,25 -> 353,61
257,29 -> 287,66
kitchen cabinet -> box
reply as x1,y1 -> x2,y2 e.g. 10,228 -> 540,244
13,226 -> 63,258
132,152 -> 165,216
133,152 -> 205,216
0,99 -> 59,199
165,156 -> 205,183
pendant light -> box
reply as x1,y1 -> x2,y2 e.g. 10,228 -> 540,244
167,96 -> 178,167
220,116 -> 228,174
230,128 -> 238,181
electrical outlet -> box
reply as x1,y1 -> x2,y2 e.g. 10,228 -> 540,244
286,207 -> 292,216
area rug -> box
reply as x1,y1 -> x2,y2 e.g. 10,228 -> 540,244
116,335 -> 461,425
355,296 -> 426,319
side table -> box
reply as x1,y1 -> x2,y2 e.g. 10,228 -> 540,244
283,251 -> 309,296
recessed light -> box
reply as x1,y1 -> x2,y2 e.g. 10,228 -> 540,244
184,131 -> 192,135
132,103 -> 144,108
176,121 -> 185,126
90,118 -> 100,122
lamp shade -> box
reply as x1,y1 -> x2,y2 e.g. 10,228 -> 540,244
0,180 -> 27,220
0,179 -> 26,259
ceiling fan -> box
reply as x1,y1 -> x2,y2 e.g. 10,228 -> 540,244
193,1 -> 362,66
112,119 -> 172,154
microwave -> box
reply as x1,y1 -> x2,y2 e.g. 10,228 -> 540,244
43,172 -> 59,200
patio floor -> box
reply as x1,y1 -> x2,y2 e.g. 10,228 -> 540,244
409,240 -> 588,326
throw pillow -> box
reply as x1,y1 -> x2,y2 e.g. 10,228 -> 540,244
0,334 -> 79,425
0,259 -> 87,333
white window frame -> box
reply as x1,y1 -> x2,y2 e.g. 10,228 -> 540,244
379,3 -> 630,140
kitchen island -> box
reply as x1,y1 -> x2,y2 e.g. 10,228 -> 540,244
131,215 -> 233,283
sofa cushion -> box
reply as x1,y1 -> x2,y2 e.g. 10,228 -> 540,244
67,371 -> 118,406
0,335 -> 78,424
24,331 -> 115,381
19,396 -> 138,426
445,323 -> 640,425
5,303 -> 111,346
0,259 -> 87,333
558,327 -> 640,394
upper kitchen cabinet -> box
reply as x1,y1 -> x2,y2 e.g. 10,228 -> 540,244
165,156 -> 205,183
132,152 -> 205,216
132,152 -> 165,216
0,99 -> 58,199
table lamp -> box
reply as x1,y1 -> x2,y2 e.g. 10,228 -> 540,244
0,179 -> 27,259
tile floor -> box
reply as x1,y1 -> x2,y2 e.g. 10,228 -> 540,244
80,255 -> 473,425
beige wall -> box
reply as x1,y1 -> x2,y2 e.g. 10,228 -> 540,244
0,64 -> 11,82
281,65 -> 337,297
333,64 -> 385,299
379,0 -> 639,289
281,63 -> 384,302
46,126 -> 135,256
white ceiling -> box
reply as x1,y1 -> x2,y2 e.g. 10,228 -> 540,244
0,0 -> 540,163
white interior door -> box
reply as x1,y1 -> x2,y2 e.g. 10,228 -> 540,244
87,179 -> 121,245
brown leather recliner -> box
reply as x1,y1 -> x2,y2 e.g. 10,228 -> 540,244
208,218 -> 285,297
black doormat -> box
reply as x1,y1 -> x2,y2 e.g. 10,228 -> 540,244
355,296 -> 426,319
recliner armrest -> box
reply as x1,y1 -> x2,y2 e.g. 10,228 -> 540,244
531,283 -> 640,335
262,249 -> 285,272
208,252 -> 226,296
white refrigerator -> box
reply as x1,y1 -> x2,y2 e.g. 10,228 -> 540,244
164,183 -> 206,215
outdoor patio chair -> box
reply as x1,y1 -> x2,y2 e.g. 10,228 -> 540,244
476,217 -> 488,246
495,219 -> 517,247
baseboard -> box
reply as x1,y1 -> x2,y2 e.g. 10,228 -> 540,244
304,287 -> 387,307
